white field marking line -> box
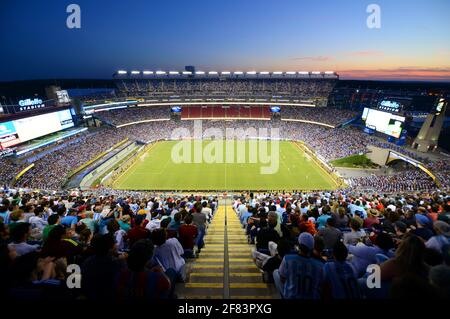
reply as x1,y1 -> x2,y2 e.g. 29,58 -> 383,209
113,142 -> 160,187
291,141 -> 338,188
133,142 -> 169,175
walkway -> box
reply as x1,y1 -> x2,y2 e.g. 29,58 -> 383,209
178,204 -> 278,299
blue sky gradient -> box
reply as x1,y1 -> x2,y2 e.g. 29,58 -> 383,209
0,0 -> 449,81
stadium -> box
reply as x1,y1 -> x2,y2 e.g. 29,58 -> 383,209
1,0 -> 449,307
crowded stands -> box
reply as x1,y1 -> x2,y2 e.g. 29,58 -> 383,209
281,106 -> 358,126
95,106 -> 170,126
1,187 -> 448,300
1,117 -> 448,192
234,190 -> 450,298
0,190 -> 219,300
115,78 -> 337,100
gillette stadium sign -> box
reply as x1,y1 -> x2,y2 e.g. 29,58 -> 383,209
17,98 -> 46,112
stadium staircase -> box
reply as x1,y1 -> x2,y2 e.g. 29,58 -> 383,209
178,204 -> 278,299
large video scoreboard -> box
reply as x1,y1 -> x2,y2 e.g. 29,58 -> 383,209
0,109 -> 74,149
362,107 -> 405,138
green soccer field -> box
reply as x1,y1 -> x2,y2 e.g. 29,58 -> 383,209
112,140 -> 337,191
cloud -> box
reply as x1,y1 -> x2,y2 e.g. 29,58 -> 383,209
337,66 -> 450,81
291,56 -> 333,61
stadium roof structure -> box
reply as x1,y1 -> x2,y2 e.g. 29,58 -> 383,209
113,70 -> 339,79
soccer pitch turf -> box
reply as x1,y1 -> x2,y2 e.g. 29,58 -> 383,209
112,140 -> 336,191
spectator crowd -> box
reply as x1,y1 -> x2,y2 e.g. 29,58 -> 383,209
1,115 -> 448,192
0,189 -> 218,300
234,190 -> 450,299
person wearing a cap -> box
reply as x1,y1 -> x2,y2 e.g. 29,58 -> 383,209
411,214 -> 434,241
363,209 -> 380,229
425,221 -> 450,253
273,232 -> 324,299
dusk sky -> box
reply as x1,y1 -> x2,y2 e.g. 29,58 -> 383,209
0,0 -> 449,81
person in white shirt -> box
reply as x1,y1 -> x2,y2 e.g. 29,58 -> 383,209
152,228 -> 186,281
145,218 -> 161,232
201,202 -> 212,222
8,222 -> 39,257
29,206 -> 48,231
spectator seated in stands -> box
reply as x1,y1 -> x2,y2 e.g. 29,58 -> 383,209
298,214 -> 317,235
81,234 -> 125,300
42,214 -> 60,243
316,217 -> 343,252
323,242 -> 361,299
411,213 -> 434,241
151,228 -> 186,282
273,232 -> 324,299
361,233 -> 429,299
425,221 -> 449,254
363,209 -> 380,229
343,218 -> 366,245
115,239 -> 173,300
168,212 -> 182,235
256,211 -> 290,253
253,239 -> 292,283
28,206 -> 47,233
127,214 -> 150,248
41,225 -> 83,264
334,207 -> 350,230
178,215 -> 198,257
8,222 -> 39,257
347,232 -> 395,278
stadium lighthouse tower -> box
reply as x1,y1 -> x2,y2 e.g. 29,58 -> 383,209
412,97 -> 447,152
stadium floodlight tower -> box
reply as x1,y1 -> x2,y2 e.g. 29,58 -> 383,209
413,97 -> 447,152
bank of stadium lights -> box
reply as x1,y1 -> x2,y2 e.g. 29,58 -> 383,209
115,69 -> 336,77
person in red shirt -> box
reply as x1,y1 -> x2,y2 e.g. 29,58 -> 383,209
178,215 -> 198,250
363,209 -> 380,229
127,215 -> 150,248
298,214 -> 317,235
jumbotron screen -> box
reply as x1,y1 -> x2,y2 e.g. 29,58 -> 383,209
269,106 -> 281,113
0,109 -> 74,149
362,107 -> 405,138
